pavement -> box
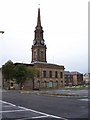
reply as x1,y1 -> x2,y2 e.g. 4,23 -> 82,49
20,89 -> 89,99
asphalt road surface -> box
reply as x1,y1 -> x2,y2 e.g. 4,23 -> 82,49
1,90 -> 89,120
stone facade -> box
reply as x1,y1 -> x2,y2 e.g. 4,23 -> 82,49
32,62 -> 64,89
13,63 -> 64,90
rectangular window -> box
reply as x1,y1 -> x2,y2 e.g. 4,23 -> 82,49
43,70 -> 47,78
60,72 -> 63,78
49,71 -> 52,78
55,71 -> 58,78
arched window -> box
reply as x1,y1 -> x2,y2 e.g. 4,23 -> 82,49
56,81 -> 58,87
37,80 -> 40,88
53,81 -> 58,87
11,82 -> 13,87
49,81 -> 53,88
60,81 -> 63,86
43,81 -> 46,88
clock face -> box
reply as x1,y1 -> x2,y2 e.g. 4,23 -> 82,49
41,40 -> 44,44
33,40 -> 36,45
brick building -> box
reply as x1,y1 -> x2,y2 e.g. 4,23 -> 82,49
64,71 -> 83,86
64,71 -> 73,86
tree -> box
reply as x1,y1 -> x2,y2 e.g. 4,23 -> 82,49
2,60 -> 14,81
2,60 -> 40,90
14,64 -> 27,89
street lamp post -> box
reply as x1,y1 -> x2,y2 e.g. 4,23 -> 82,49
0,31 -> 4,34
0,30 -> 4,89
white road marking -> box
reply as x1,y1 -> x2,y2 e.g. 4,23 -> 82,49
31,116 -> 49,119
0,109 -> 28,113
18,105 -> 49,116
79,98 -> 89,101
1,100 -> 68,120
0,100 -> 16,106
18,105 -> 68,120
16,116 -> 48,120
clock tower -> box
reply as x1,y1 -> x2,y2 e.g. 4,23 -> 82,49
31,7 -> 47,63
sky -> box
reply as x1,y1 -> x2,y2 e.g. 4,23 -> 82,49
0,0 -> 88,74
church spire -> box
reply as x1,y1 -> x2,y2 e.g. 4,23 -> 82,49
37,5 -> 41,27
34,6 -> 44,43
31,6 -> 47,63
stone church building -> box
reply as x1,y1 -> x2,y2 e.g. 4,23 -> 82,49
27,7 -> 65,90
3,7 -> 65,90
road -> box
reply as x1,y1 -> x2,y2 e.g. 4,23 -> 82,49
1,90 -> 89,120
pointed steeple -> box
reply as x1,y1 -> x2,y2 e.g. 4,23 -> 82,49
31,6 -> 47,63
34,6 -> 44,42
37,6 -> 41,27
